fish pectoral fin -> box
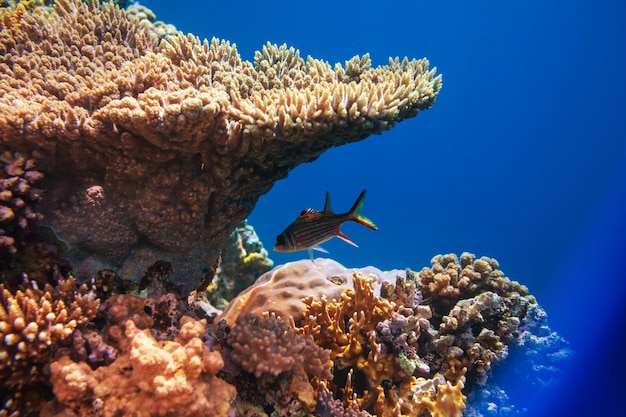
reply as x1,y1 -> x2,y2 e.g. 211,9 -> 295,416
312,246 -> 329,253
336,232 -> 359,248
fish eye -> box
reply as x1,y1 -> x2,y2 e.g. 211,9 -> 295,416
276,235 -> 285,245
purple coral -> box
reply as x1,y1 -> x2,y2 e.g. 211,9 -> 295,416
317,389 -> 368,417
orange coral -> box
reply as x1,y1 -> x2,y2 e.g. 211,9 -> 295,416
298,273 -> 399,412
0,0 -> 441,286
48,316 -> 236,417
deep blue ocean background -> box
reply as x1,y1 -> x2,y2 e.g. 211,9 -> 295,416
143,1 -> 625,415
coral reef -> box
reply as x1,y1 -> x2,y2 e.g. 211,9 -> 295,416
46,316 -> 236,417
216,253 -> 568,416
202,220 -> 274,312
0,243 -> 570,417
0,0 -> 441,287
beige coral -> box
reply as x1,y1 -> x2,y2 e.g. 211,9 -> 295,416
0,275 -> 99,388
48,316 -> 236,417
217,258 -> 404,325
0,0 -> 441,287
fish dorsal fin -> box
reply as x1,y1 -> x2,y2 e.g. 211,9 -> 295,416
298,208 -> 319,218
323,191 -> 333,213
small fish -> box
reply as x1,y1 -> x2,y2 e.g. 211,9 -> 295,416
274,190 -> 378,260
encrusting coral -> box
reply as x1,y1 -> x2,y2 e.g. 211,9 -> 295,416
0,0 -> 441,287
46,316 -> 236,417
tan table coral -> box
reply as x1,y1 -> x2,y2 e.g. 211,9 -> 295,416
0,0 -> 441,287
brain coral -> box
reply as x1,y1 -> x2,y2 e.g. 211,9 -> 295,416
217,258 -> 404,325
0,0 -> 441,287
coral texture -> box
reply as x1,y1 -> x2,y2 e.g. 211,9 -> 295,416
0,0 -> 441,286
47,316 -> 236,417
217,257 -> 403,325
0,275 -> 99,389
0,151 -> 47,275
228,312 -> 332,380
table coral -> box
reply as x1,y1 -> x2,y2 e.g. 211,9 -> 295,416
47,316 -> 236,417
0,0 -> 441,287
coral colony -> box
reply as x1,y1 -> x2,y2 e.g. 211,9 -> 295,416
0,1 -> 569,416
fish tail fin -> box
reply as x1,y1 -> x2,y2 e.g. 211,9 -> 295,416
349,190 -> 378,231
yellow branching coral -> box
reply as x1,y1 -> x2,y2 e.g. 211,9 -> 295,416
296,272 -> 468,417
0,0 -> 441,286
0,275 -> 99,388
298,273 -> 400,412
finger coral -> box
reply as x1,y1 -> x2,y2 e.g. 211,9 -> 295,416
47,316 -> 236,417
0,0 -> 441,286
0,151 -> 46,273
0,275 -> 99,389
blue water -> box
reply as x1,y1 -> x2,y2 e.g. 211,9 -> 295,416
144,1 -> 626,415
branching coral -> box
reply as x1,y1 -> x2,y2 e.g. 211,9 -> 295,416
216,252 -> 561,416
297,272 -> 468,417
47,316 -> 236,417
0,0 -> 441,286
0,274 -> 99,389
0,151 -> 53,282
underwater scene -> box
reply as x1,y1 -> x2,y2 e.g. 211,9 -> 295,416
0,0 -> 624,416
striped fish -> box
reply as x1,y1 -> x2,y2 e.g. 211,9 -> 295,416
274,190 -> 378,259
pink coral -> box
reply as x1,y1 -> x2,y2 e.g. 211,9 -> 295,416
228,312 -> 332,380
48,316 -> 236,417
